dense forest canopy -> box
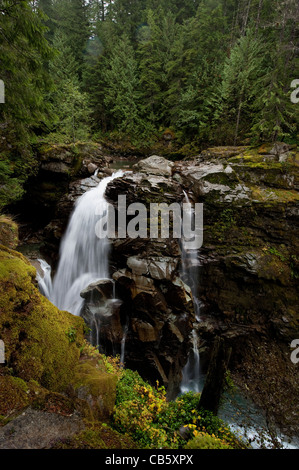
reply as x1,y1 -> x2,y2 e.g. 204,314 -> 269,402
0,0 -> 298,208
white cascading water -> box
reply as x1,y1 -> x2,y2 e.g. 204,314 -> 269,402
180,190 -> 203,394
120,321 -> 128,367
36,259 -> 53,300
180,330 -> 201,394
38,170 -> 123,316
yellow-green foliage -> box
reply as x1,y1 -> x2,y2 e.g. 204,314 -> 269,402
79,341 -> 123,379
0,245 -> 85,392
113,380 -> 169,448
184,432 -> 233,449
113,372 -> 247,450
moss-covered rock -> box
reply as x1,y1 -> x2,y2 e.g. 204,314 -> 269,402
0,216 -> 18,249
0,245 -> 85,391
69,358 -> 118,422
0,376 -> 31,416
51,422 -> 137,449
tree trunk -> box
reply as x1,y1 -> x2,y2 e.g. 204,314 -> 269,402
255,0 -> 263,36
242,0 -> 252,36
234,96 -> 243,146
198,336 -> 232,415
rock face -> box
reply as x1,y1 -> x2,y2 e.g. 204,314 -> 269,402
174,144 -> 299,434
41,154 -> 197,399
99,160 -> 195,399
12,142 -> 107,256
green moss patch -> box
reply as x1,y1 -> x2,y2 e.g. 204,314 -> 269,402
250,186 -> 299,204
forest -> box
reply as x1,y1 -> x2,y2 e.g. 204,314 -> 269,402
0,0 -> 298,211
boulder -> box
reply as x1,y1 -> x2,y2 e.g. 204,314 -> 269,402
127,256 -> 178,281
80,279 -> 114,302
134,155 -> 174,177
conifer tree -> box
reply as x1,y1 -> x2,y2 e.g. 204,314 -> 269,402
47,29 -> 91,142
216,29 -> 265,144
0,0 -> 53,208
102,33 -> 147,138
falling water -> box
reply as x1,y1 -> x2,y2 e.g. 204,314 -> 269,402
120,321 -> 129,366
38,171 -> 124,316
180,330 -> 201,394
36,259 -> 53,299
180,190 -> 203,394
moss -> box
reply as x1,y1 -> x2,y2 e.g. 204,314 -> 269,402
32,391 -> 76,416
0,245 -> 85,392
0,414 -> 10,427
70,358 -> 118,421
0,216 -> 18,249
255,249 -> 292,285
0,376 -> 31,416
204,172 -> 237,188
52,422 -> 137,449
250,186 -> 299,204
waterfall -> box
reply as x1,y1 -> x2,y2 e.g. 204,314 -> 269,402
120,321 -> 129,366
181,190 -> 201,321
180,190 -> 203,394
38,171 -> 123,316
180,330 -> 201,394
37,259 -> 53,299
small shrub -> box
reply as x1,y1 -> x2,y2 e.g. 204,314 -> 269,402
184,432 -> 233,449
65,327 -> 77,343
113,376 -> 168,449
112,374 -> 246,450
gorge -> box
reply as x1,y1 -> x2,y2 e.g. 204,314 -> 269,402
1,141 -> 299,449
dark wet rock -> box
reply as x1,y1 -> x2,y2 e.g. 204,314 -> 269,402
80,279 -> 114,302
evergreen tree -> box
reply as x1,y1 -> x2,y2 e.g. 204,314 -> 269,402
249,0 -> 299,142
103,33 -> 147,138
216,29 -> 265,144
137,9 -> 164,127
0,0 -> 53,209
51,0 -> 90,78
176,0 -> 230,141
138,8 -> 185,128
47,29 -> 91,142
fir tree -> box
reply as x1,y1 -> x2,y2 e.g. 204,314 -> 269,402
103,33 -> 147,138
216,29 -> 265,144
0,0 -> 53,208
47,29 -> 91,142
